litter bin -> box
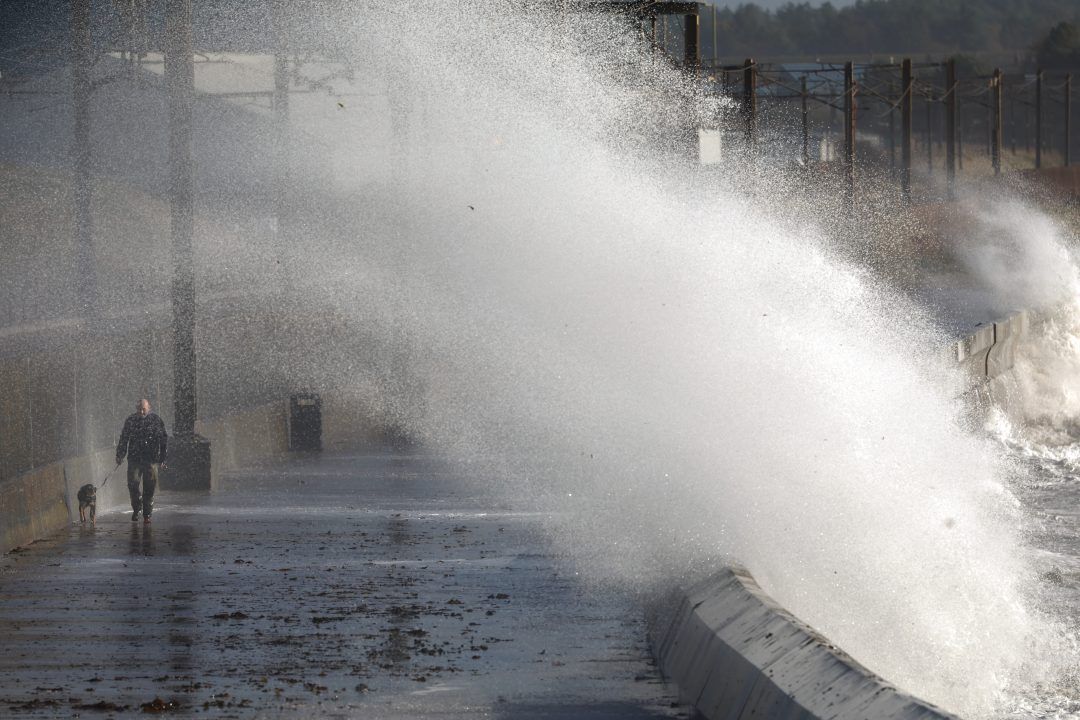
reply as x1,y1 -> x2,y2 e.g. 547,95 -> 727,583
288,393 -> 322,452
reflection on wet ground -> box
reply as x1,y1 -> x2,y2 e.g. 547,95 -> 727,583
0,451 -> 683,718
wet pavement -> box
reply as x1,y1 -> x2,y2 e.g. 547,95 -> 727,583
0,451 -> 683,719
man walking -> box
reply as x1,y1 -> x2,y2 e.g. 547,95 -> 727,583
116,399 -> 168,524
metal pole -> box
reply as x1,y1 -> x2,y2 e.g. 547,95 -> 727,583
1024,86 -> 1030,153
73,0 -> 97,321
1067,73 -> 1072,167
945,58 -> 956,197
901,58 -> 913,202
992,68 -> 1003,176
843,61 -> 856,205
26,357 -> 33,471
167,0 -> 196,437
1035,67 -> 1043,169
272,0 -> 290,276
925,90 -> 932,175
711,4 -> 718,68
957,100 -> 964,172
1010,84 -> 1017,155
889,102 -> 896,171
681,13 -> 699,162
743,57 -> 756,150
683,13 -> 699,71
801,75 -> 809,166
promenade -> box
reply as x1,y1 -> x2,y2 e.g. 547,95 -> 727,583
0,451 -> 681,719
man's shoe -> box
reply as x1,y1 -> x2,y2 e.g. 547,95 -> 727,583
143,515 -> 151,524
131,511 -> 140,522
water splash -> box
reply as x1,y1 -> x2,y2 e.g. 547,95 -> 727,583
244,4 -> 1068,715
952,199 -> 1080,453
8,1 -> 1069,715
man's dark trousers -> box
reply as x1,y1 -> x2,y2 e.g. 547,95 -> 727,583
116,410 -> 168,519
127,462 -> 159,518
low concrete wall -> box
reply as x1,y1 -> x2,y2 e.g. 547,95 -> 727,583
193,401 -> 290,491
321,393 -> 400,450
0,463 -> 68,551
649,568 -> 957,720
0,448 -> 128,551
197,394 -> 395,469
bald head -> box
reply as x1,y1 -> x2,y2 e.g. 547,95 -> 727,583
137,399 -> 151,417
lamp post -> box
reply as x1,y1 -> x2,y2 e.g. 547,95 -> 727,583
165,0 -> 211,490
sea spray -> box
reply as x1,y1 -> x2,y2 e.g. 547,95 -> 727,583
952,198 -> 1080,452
33,1 -> 1061,714
196,4 -> 1067,714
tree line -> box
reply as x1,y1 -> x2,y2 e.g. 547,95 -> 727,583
705,0 -> 1080,67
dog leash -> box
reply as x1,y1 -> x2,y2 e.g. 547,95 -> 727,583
99,462 -> 122,489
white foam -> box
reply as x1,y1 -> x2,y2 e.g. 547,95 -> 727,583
236,4 -> 1066,715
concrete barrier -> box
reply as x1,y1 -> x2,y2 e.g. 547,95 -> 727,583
648,567 -> 958,720
986,312 -> 1027,380
197,394 -> 397,471
0,463 -> 68,551
0,448 -> 128,551
953,311 -> 1028,384
321,393 -> 399,450
954,323 -> 994,379
951,310 -> 1030,412
193,402 -> 289,491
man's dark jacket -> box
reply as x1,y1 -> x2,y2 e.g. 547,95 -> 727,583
116,413 -> 168,465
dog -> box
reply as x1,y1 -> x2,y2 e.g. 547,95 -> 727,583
77,484 -> 96,525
